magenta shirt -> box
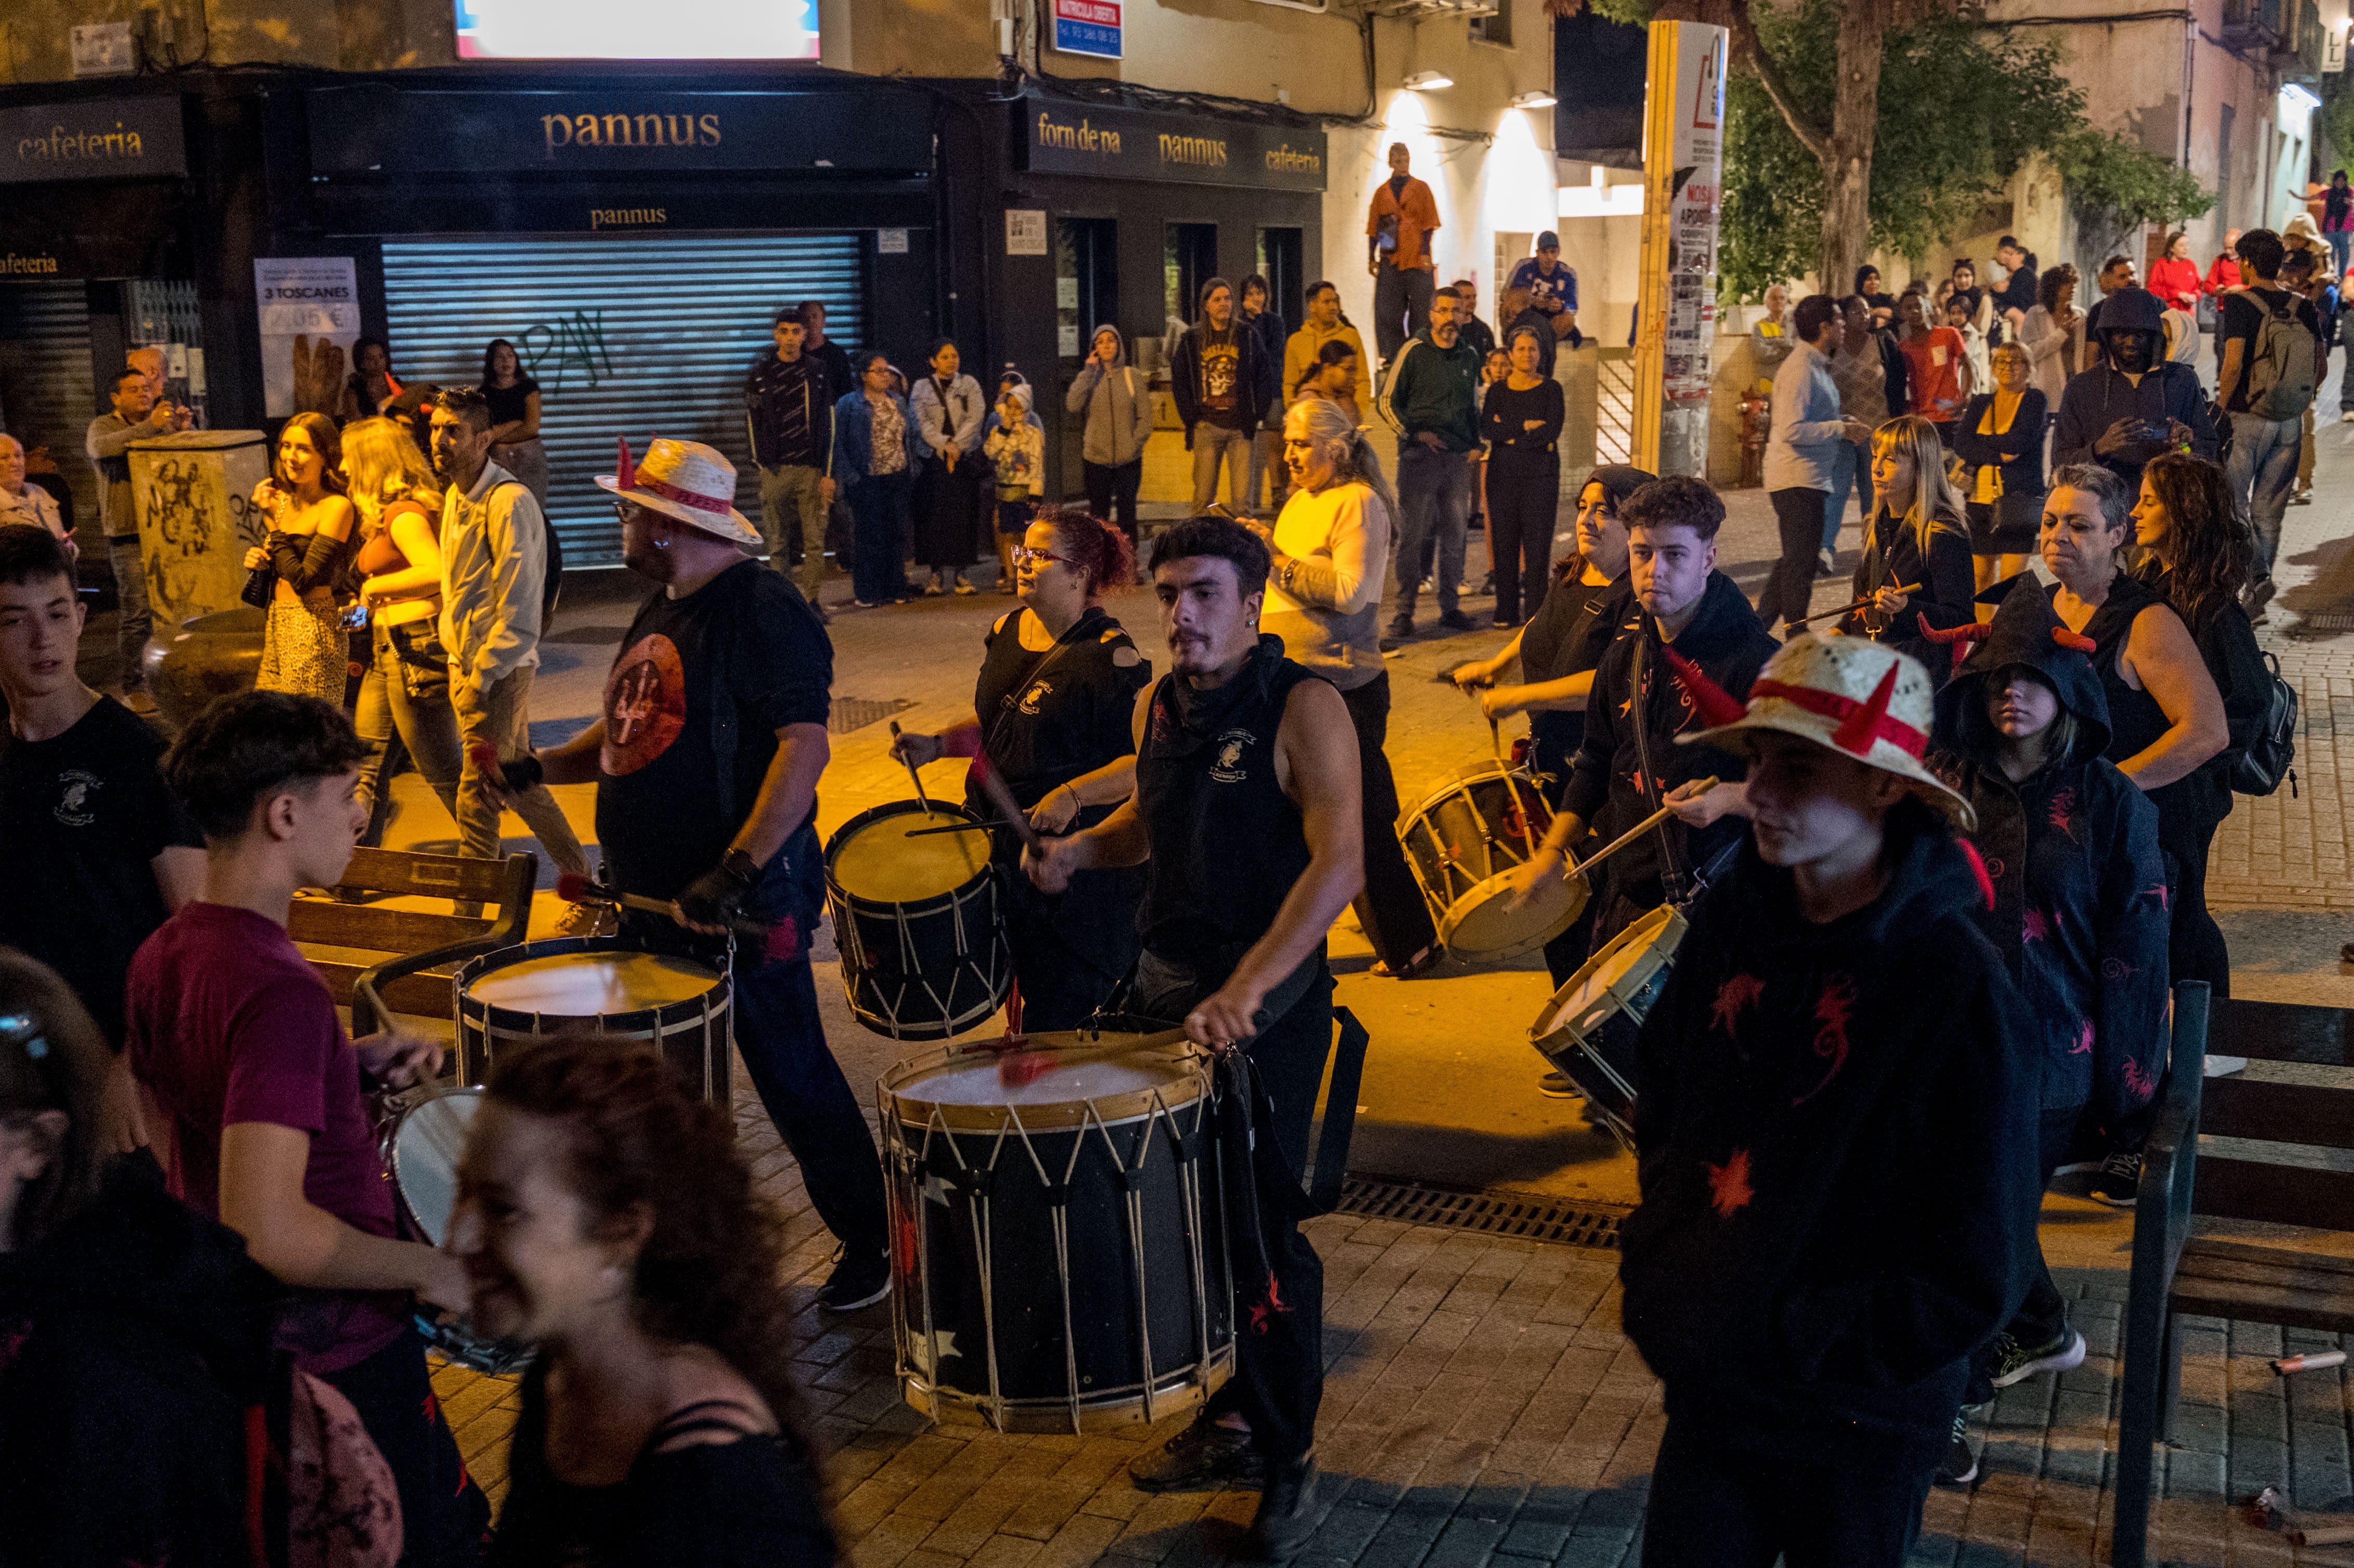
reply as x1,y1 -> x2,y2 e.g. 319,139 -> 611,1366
126,903 -> 408,1371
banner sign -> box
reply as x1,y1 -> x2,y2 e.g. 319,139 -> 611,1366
1,97 -> 186,185
1052,0 -> 1122,59
254,258 -> 361,419
1019,95 -> 1325,192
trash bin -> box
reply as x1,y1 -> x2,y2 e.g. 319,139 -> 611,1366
129,429 -> 270,626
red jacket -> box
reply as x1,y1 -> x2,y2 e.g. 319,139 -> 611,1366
2203,255 -> 2244,295
2148,257 -> 2202,312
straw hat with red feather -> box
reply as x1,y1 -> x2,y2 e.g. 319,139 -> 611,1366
1665,633 -> 1977,831
595,436 -> 762,548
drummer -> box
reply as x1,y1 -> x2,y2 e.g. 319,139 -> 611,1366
1450,462 -> 1650,985
890,507 -> 1152,1029
511,438 -> 892,1315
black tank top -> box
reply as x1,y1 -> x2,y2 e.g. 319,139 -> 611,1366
1135,636 -> 1318,962
2059,572 -> 2172,765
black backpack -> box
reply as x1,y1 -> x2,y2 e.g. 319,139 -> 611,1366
2230,646 -> 2299,798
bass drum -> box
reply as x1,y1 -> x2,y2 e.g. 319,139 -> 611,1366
1398,759 -> 1585,959
375,1084 -> 529,1375
453,938 -> 732,1104
827,800 -> 1012,1039
1527,904 -> 1688,1151
880,1028 -> 1232,1433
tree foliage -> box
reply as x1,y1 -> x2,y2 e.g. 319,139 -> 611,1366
2051,127 -> 2217,267
1716,0 -> 2078,297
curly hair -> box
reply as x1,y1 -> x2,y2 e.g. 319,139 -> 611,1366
1035,505 -> 1136,598
2140,451 -> 2254,629
2037,263 -> 2078,315
485,1038 -> 829,1493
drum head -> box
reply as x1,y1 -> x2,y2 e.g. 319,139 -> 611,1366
829,803 -> 993,906
391,1088 -> 482,1248
883,1029 -> 1205,1130
1530,903 -> 1688,1044
1439,866 -> 1587,958
463,950 -> 721,1017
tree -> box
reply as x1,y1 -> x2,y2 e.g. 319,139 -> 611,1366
2052,129 -> 2217,276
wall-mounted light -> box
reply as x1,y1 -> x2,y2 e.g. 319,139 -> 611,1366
1403,70 -> 1454,90
1510,89 -> 1557,109
2284,81 -> 2323,112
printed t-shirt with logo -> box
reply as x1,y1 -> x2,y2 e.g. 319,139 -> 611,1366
0,695 -> 201,1044
595,558 -> 833,901
1900,325 -> 1969,422
1196,326 -> 1245,429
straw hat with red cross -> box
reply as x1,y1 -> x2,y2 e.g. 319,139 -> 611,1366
594,437 -> 763,548
1665,632 -> 1977,832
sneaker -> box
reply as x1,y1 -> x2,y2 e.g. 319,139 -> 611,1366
1387,615 -> 1415,640
1989,1327 -> 2086,1388
1816,547 -> 1837,578
854,599 -> 880,609
953,576 -> 977,595
1438,610 -> 1476,632
1935,1412 -> 1978,1486
1129,1413 -> 1264,1493
922,579 -> 945,597
1538,1071 -> 1579,1100
2242,575 -> 2277,619
818,1248 -> 891,1312
2090,1149 -> 2141,1208
1247,1459 -> 1318,1562
2342,410 -> 2354,423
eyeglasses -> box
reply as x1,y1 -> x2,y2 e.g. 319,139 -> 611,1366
1012,546 -> 1073,569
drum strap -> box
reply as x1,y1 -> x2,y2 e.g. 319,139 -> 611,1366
1628,636 -> 1692,903
980,609 -> 1096,764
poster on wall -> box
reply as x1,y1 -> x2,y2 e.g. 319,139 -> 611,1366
455,0 -> 819,59
254,258 -> 361,420
1628,20 -> 1727,479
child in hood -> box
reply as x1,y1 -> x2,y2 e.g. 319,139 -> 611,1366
1619,633 -> 2043,1564
983,381 -> 1044,594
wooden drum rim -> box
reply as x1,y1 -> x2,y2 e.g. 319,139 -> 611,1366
453,936 -> 728,1030
880,1027 -> 1211,1132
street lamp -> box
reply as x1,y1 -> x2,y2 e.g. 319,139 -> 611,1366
1403,70 -> 1454,90
1510,89 -> 1558,109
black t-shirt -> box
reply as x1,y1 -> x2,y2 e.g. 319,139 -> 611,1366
595,561 -> 832,900
1518,567 -> 1632,766
2220,285 -> 2325,414
483,377 -> 540,428
0,697 -> 200,1044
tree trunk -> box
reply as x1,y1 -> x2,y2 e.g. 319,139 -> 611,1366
1818,4 -> 1887,295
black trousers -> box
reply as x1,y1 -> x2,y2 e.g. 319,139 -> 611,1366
1341,674 -> 1440,969
1132,952 -> 1328,1466
1640,1417 -> 1937,1568
2156,784 -> 2232,998
1485,455 -> 1558,624
323,1327 -> 490,1567
1964,1102 -> 2081,1404
1083,458 -> 1144,550
1757,487 -> 1828,634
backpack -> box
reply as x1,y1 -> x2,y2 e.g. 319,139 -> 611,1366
2237,288 -> 2319,420
2230,645 -> 2299,798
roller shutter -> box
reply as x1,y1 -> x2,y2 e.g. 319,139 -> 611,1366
0,282 -> 99,528
381,234 -> 867,566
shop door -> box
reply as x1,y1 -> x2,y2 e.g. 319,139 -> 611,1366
1255,227 -> 1304,339
0,281 -> 100,529
381,233 -> 868,567
1055,218 -> 1118,498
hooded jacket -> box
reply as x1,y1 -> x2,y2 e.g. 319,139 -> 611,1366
1929,587 -> 2170,1128
0,1152 -> 283,1567
983,384 -> 1046,498
2053,288 -> 2220,484
1558,569 -> 1777,910
1065,325 -> 1156,468
1283,317 -> 1375,407
1618,819 -> 2042,1464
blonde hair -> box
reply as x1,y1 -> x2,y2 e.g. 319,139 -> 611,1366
1284,396 -> 1396,517
1868,414 -> 1967,561
339,416 -> 438,518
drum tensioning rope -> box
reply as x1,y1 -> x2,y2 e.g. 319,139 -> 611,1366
554,871 -> 802,963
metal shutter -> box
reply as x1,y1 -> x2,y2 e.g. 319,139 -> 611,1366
381,234 -> 866,566
0,282 -> 99,528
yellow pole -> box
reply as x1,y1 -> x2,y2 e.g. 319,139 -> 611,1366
1630,19 -> 1680,474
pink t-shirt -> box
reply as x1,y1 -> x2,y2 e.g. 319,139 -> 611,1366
126,902 -> 408,1371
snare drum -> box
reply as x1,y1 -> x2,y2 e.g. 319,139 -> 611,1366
375,1084 -> 529,1375
879,1028 -> 1233,1433
1527,903 -> 1688,1150
454,937 -> 732,1103
827,801 -> 1012,1039
1398,760 -> 1587,959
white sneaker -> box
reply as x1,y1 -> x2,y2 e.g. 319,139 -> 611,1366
2340,410 -> 2353,423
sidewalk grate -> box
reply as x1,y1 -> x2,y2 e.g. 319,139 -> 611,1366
1333,1178 -> 1628,1251
829,697 -> 917,734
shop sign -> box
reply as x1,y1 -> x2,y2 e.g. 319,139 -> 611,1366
1052,0 -> 1122,59
306,86 -> 931,176
1019,96 -> 1325,192
1,97 -> 186,184
254,258 -> 361,419
1,251 -> 65,277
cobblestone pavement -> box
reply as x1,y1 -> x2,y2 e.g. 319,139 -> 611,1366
311,435 -> 2354,1562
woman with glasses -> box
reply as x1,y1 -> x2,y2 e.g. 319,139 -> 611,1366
889,508 -> 1151,1028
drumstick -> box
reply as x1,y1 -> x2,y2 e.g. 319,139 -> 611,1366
1787,582 -> 1921,630
904,818 -> 1021,837
1489,715 -> 1504,765
966,753 -> 1042,855
553,871 -> 801,962
1567,776 -> 1720,880
887,721 -> 933,814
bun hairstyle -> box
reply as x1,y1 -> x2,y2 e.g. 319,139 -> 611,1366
1036,505 -> 1136,597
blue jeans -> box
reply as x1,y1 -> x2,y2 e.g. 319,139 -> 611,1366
847,471 -> 913,605
1392,443 -> 1474,621
2331,228 -> 2352,280
2227,411 -> 2302,578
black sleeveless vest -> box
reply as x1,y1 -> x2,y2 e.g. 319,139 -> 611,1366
1134,636 -> 1319,963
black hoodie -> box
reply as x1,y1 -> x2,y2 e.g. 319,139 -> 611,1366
1618,819 -> 2042,1466
0,1153 -> 282,1568
1930,587 -> 2172,1127
1558,569 -> 1777,908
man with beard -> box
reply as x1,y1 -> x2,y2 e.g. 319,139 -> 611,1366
496,438 -> 891,1312
1026,514 -> 1364,1562
2052,286 -> 2217,491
